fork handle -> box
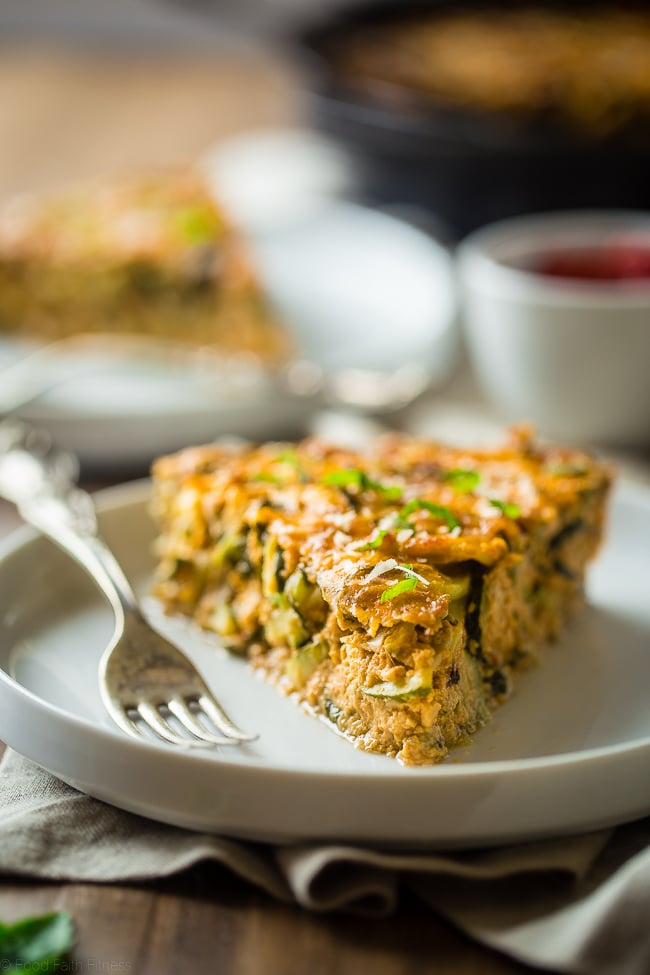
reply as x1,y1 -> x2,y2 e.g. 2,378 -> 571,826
19,494 -> 140,620
0,420 -> 140,620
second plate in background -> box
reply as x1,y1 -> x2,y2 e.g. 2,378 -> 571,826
1,198 -> 458,470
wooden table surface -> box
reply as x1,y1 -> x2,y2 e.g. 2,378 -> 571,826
0,44 -> 552,975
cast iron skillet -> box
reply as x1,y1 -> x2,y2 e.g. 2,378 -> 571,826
296,0 -> 650,238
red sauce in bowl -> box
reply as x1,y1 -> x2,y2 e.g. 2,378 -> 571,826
535,243 -> 650,281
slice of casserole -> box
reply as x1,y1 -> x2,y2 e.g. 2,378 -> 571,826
0,168 -> 288,363
151,428 -> 612,765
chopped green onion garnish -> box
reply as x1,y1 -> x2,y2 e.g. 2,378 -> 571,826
321,468 -> 402,499
489,499 -> 521,519
380,577 -> 418,602
357,529 -> 388,551
395,499 -> 460,532
443,468 -> 481,493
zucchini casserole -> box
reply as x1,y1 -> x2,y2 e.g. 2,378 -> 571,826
0,169 -> 288,362
151,429 -> 612,765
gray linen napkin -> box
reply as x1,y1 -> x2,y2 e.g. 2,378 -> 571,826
1,750 -> 649,975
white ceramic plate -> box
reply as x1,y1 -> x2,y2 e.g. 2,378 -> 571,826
0,201 -> 458,470
0,479 -> 648,848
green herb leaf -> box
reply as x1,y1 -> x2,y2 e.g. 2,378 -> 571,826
489,499 -> 521,519
395,499 -> 460,532
380,577 -> 418,602
321,469 -> 402,499
442,468 -> 481,493
0,912 -> 75,974
357,529 -> 388,551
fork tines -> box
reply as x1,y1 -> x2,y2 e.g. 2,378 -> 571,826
112,694 -> 257,749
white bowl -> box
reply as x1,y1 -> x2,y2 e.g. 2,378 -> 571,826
457,211 -> 650,447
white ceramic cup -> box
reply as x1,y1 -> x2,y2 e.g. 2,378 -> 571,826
457,211 -> 650,447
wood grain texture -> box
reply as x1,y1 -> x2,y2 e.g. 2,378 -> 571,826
0,876 -> 546,975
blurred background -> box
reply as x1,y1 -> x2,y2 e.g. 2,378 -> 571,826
1,0 -> 649,476
0,0 -> 301,197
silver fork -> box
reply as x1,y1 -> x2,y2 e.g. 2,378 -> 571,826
0,419 -> 256,749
